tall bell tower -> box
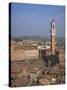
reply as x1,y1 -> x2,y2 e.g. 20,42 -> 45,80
50,18 -> 56,55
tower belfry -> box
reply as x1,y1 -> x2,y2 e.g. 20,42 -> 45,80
50,18 -> 56,55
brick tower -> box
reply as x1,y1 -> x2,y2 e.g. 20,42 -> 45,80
50,18 -> 56,55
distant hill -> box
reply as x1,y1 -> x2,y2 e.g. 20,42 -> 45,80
11,35 -> 50,42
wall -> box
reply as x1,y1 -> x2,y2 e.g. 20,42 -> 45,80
11,43 -> 39,61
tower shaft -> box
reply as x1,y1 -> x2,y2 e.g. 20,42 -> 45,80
51,35 -> 56,55
50,18 -> 56,55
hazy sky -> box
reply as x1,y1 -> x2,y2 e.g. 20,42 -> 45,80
10,3 -> 65,38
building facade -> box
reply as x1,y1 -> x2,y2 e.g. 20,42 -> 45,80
11,41 -> 39,61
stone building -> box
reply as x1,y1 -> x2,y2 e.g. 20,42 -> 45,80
11,41 -> 39,61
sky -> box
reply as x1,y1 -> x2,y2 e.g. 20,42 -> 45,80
10,3 -> 65,38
